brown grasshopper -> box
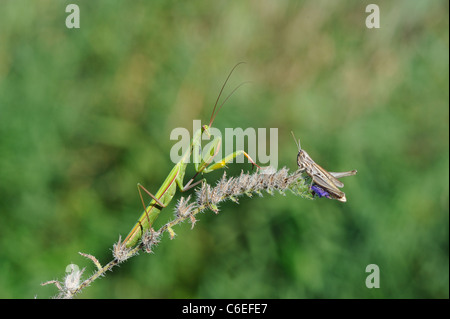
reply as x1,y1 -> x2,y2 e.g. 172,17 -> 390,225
291,132 -> 357,202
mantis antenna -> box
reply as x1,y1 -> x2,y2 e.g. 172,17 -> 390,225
208,62 -> 248,127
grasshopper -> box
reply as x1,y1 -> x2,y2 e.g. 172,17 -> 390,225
122,63 -> 258,248
291,132 -> 357,202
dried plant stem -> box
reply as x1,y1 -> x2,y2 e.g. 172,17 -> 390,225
64,258 -> 119,299
42,167 -> 311,298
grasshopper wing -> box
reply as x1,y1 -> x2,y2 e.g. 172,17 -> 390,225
313,163 -> 345,188
329,170 -> 357,180
312,172 -> 346,201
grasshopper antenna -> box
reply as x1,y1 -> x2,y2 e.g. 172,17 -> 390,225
209,62 -> 247,127
291,131 -> 301,151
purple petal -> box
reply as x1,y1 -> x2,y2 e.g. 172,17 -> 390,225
311,185 -> 331,199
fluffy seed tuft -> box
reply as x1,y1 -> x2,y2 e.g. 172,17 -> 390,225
113,236 -> 137,262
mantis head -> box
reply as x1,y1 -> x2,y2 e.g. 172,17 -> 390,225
202,124 -> 211,138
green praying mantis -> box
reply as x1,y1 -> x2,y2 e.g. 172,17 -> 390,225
122,63 -> 259,248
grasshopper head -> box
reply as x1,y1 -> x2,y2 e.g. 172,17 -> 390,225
296,149 -> 308,171
291,131 -> 307,170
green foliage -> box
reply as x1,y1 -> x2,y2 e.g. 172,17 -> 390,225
0,1 -> 448,298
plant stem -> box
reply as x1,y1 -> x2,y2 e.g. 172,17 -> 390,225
42,167 -> 311,298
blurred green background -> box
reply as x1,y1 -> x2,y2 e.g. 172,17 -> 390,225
0,0 -> 448,298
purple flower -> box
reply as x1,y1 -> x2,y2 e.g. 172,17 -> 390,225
311,185 -> 331,199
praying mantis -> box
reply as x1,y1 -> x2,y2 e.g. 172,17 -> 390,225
122,63 -> 258,248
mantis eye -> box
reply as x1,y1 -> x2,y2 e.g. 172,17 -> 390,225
202,125 -> 211,138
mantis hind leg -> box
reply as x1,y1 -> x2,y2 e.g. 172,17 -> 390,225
136,183 -> 167,228
122,183 -> 166,248
137,183 -> 167,208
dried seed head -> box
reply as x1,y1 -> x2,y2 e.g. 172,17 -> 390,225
195,167 -> 310,209
175,195 -> 197,218
196,182 -> 210,206
64,265 -> 84,291
141,228 -> 160,253
113,236 -> 136,262
259,165 -> 277,175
